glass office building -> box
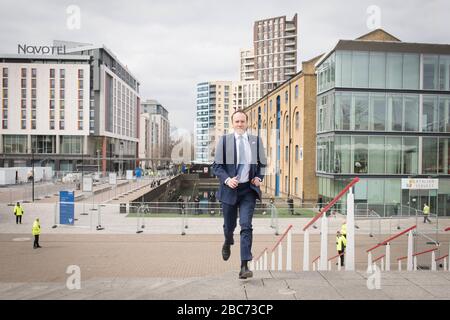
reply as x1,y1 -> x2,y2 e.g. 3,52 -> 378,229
315,36 -> 450,216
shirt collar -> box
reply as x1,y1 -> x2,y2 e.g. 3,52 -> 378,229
234,131 -> 248,140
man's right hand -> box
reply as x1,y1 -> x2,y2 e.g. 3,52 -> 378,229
226,176 -> 239,189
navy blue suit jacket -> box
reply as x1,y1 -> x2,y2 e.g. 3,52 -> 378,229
212,133 -> 267,205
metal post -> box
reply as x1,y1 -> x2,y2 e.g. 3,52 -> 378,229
271,251 -> 275,270
286,229 -> 292,271
346,187 -> 355,271
431,251 -> 436,271
367,252 -> 373,273
407,231 -> 414,271
413,256 -> 418,271
277,244 -> 283,271
263,250 -> 268,270
398,260 -> 402,271
318,214 -> 328,271
385,243 -> 391,272
303,230 -> 310,271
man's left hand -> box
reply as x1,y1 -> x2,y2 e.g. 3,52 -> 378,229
251,178 -> 261,187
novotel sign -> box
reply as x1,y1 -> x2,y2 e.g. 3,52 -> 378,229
17,44 -> 67,55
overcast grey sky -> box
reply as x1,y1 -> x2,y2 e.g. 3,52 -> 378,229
1,0 -> 449,132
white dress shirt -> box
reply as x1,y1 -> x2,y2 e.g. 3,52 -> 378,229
235,132 -> 251,183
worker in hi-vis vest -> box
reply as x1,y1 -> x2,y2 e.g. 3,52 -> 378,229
423,204 -> 431,224
32,218 -> 41,249
336,231 -> 347,266
13,202 -> 24,224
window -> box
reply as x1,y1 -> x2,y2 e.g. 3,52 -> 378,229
21,79 -> 26,88
353,93 -> 369,130
295,85 -> 299,98
403,137 -> 418,174
369,94 -> 386,131
285,91 -> 288,104
295,112 -> 300,129
386,137 -> 402,174
404,95 -> 419,131
402,54 -> 419,89
422,95 -> 439,132
32,135 -> 56,153
439,96 -> 450,132
368,136 -> 385,173
387,94 -> 403,131
2,135 -> 27,153
50,69 -> 55,78
353,136 -> 368,173
31,68 -> 36,78
295,145 -> 299,161
369,52 -> 386,88
335,92 -> 351,130
60,79 -> 65,88
352,51 -> 369,87
386,53 -> 403,89
423,55 -> 438,90
439,55 -> 450,91
285,146 -> 289,162
2,68 -> 8,77
295,178 -> 298,195
60,69 -> 65,78
422,137 -> 438,174
21,68 -> 27,78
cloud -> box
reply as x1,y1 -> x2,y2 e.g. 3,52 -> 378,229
1,0 -> 449,131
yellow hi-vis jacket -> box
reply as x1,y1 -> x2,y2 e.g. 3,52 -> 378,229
336,235 -> 347,251
423,205 -> 430,215
32,220 -> 40,236
14,205 -> 24,216
341,223 -> 347,236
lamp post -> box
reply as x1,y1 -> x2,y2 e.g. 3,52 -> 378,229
97,149 -> 100,177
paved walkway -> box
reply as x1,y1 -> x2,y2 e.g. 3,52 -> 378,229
0,233 -> 449,300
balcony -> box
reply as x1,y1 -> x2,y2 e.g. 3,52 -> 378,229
285,23 -> 295,31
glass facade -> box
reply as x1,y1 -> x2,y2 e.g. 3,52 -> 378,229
3,135 -> 27,153
317,48 -> 450,216
60,136 -> 83,154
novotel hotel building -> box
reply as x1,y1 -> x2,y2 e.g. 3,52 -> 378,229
0,41 -> 141,173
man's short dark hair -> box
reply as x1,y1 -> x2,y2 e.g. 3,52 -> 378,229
231,110 -> 248,121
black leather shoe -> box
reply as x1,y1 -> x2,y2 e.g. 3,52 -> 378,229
222,244 -> 231,261
239,265 -> 253,279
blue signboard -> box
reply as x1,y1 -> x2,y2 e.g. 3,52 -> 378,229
135,167 -> 143,178
59,191 -> 75,225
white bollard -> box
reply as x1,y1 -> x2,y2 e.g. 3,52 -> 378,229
303,230 -> 310,271
444,257 -> 447,271
367,252 -> 373,273
407,231 -> 414,271
385,243 -> 391,272
398,260 -> 402,271
319,214 -> 328,271
328,261 -> 331,271
346,188 -> 355,271
286,230 -> 292,271
413,256 -> 418,271
271,252 -> 275,270
381,258 -> 385,271
313,262 -> 316,271
249,260 -> 254,271
337,257 -> 341,271
278,244 -> 283,271
431,251 -> 436,272
264,251 -> 268,271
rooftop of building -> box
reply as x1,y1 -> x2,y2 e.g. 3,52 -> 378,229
0,53 -> 91,62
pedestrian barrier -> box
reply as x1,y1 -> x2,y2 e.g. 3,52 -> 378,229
328,252 -> 345,271
302,177 -> 360,271
397,247 -> 438,271
251,247 -> 268,271
312,256 -> 320,271
268,225 -> 293,271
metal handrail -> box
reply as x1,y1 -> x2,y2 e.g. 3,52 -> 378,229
373,254 -> 386,263
397,247 -> 438,261
255,248 -> 268,261
366,225 -> 417,253
303,177 -> 360,231
270,225 -> 293,253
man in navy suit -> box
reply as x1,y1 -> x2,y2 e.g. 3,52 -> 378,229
212,110 -> 267,279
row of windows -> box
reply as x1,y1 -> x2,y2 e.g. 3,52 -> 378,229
2,135 -> 84,154
317,135 -> 450,175
319,91 -> 450,133
317,51 -> 450,93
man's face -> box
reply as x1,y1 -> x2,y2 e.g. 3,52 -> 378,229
232,112 -> 248,135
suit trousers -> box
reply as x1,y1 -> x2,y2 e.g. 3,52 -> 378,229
221,182 -> 257,261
